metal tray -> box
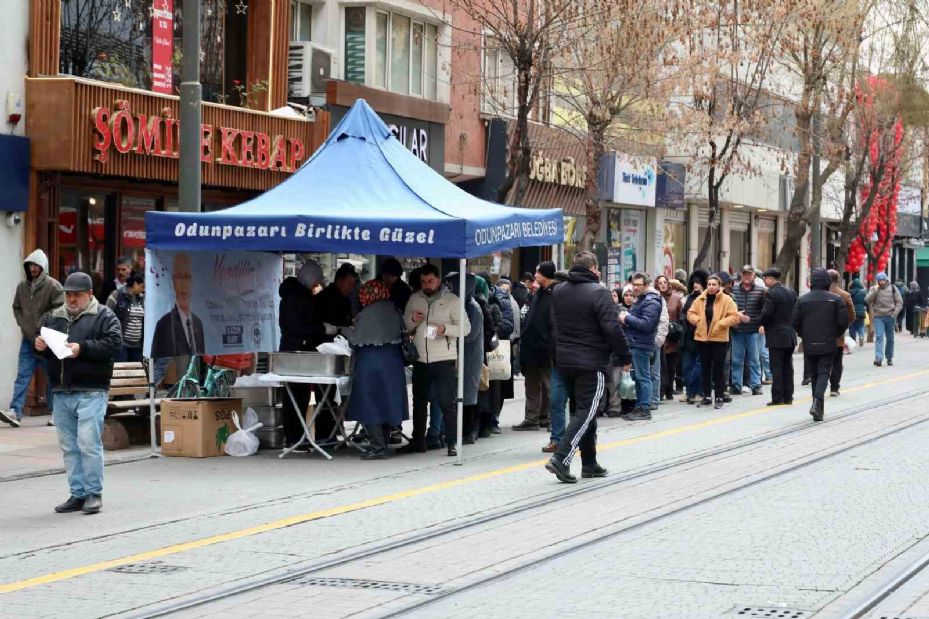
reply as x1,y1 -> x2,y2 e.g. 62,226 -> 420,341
252,405 -> 284,428
269,352 -> 347,377
230,387 -> 278,408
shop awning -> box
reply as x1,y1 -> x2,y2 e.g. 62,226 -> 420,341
145,99 -> 563,257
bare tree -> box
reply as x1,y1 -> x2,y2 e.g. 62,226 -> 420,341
772,0 -> 870,274
553,0 -> 684,250
443,0 -> 577,205
675,0 -> 790,271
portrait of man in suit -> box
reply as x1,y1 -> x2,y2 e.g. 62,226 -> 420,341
150,253 -> 205,358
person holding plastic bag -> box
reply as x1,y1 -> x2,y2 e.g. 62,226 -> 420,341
347,280 -> 409,460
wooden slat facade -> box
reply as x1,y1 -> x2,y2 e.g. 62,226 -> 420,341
26,77 -> 329,192
28,0 -> 60,77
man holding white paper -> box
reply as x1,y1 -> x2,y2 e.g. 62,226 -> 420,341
36,272 -> 121,515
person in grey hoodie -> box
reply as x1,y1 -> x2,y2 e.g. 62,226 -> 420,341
865,272 -> 904,366
0,250 -> 64,428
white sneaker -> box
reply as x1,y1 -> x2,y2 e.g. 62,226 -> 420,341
47,418 -> 55,427
0,410 -> 21,428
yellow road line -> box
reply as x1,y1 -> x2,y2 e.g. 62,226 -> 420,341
3,368 -> 927,594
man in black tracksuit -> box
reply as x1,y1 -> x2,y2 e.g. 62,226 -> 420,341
791,268 -> 849,421
759,267 -> 797,406
546,251 -> 629,483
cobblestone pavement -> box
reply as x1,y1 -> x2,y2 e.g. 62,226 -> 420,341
1,337 -> 928,618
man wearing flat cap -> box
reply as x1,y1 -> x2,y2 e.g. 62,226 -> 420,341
759,267 -> 797,406
35,272 -> 122,515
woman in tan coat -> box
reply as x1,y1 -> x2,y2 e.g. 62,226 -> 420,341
687,275 -> 743,409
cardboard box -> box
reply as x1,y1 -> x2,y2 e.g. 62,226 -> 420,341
160,398 -> 243,458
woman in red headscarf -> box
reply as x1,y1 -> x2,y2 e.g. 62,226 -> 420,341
347,279 -> 409,459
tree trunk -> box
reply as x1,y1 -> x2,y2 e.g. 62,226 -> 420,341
578,121 -> 607,251
692,166 -> 718,271
496,66 -> 533,205
773,97 -> 814,274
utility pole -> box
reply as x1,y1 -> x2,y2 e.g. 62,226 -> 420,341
178,0 -> 202,212
810,112 -> 822,267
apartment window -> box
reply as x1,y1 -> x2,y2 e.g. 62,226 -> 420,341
291,1 -> 313,42
344,7 -> 367,84
482,36 -> 516,116
355,9 -> 439,98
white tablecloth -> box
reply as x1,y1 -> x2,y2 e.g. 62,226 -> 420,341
258,373 -> 351,403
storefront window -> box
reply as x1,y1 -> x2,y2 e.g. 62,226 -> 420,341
374,12 -> 388,88
660,220 -> 686,280
729,228 -> 748,272
362,10 -> 439,99
120,197 -> 154,269
756,219 -> 776,270
390,14 -> 411,94
59,190 -> 110,293
606,209 -> 644,286
59,0 -> 247,104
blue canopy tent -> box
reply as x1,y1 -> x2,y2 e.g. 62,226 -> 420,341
145,99 -> 564,462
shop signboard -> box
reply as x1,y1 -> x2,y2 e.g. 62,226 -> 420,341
329,105 -> 445,173
152,0 -> 174,94
599,152 -> 656,207
655,161 -> 686,209
144,249 -> 283,357
899,185 -> 922,215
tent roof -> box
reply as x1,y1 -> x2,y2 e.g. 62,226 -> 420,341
146,99 -> 563,257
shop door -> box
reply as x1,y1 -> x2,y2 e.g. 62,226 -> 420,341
58,189 -> 114,297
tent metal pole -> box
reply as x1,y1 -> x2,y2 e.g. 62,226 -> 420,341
147,357 -> 160,458
456,259 -> 466,466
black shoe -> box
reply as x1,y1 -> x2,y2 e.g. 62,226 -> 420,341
397,441 -> 427,454
686,397 -> 695,405
751,387 -> 763,396
722,395 -> 733,403
802,378 -> 811,385
55,496 -> 85,513
463,435 -> 475,445
812,398 -> 824,422
425,437 -> 444,450
729,386 -> 741,395
605,410 -> 624,418
388,432 -> 404,445
489,426 -> 502,435
539,420 -> 550,429
623,408 -> 652,421
697,397 -> 712,407
545,457 -> 577,484
830,390 -> 840,397
82,495 -> 102,515
512,421 -> 540,431
888,359 -> 894,366
874,360 -> 882,367
477,428 -> 491,438
581,464 -> 609,478
361,448 -> 391,460
447,446 -> 457,457
783,399 -> 794,405
714,398 -> 724,410
0,410 -> 21,428
766,401 -> 783,406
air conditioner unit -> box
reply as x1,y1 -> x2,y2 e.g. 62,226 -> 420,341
288,42 -> 334,105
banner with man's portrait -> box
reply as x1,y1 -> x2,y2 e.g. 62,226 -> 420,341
143,249 -> 283,357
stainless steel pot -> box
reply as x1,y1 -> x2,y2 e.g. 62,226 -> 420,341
269,352 -> 347,377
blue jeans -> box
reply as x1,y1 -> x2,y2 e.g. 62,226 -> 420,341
52,391 -> 108,498
649,350 -> 660,407
630,348 -> 654,410
549,367 -> 567,444
682,348 -> 703,398
730,331 -> 761,389
758,334 -> 771,380
874,315 -> 896,362
848,318 -> 865,342
10,338 -> 52,418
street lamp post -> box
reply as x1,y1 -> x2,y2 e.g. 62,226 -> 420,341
179,0 -> 202,213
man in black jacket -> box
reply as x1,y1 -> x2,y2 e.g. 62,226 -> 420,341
546,252 -> 629,483
759,267 -> 797,406
791,268 -> 849,421
513,261 -> 556,431
36,272 -> 121,515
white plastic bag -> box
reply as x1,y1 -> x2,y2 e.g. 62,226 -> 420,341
618,370 -> 637,400
224,409 -> 263,457
317,335 -> 352,356
844,335 -> 857,354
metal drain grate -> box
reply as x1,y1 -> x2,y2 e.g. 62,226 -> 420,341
731,607 -> 808,618
289,576 -> 446,596
110,561 -> 189,575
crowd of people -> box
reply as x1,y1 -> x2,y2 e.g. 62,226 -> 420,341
1,246 -> 924,510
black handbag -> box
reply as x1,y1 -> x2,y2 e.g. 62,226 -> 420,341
397,311 -> 420,365
667,319 -> 684,343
